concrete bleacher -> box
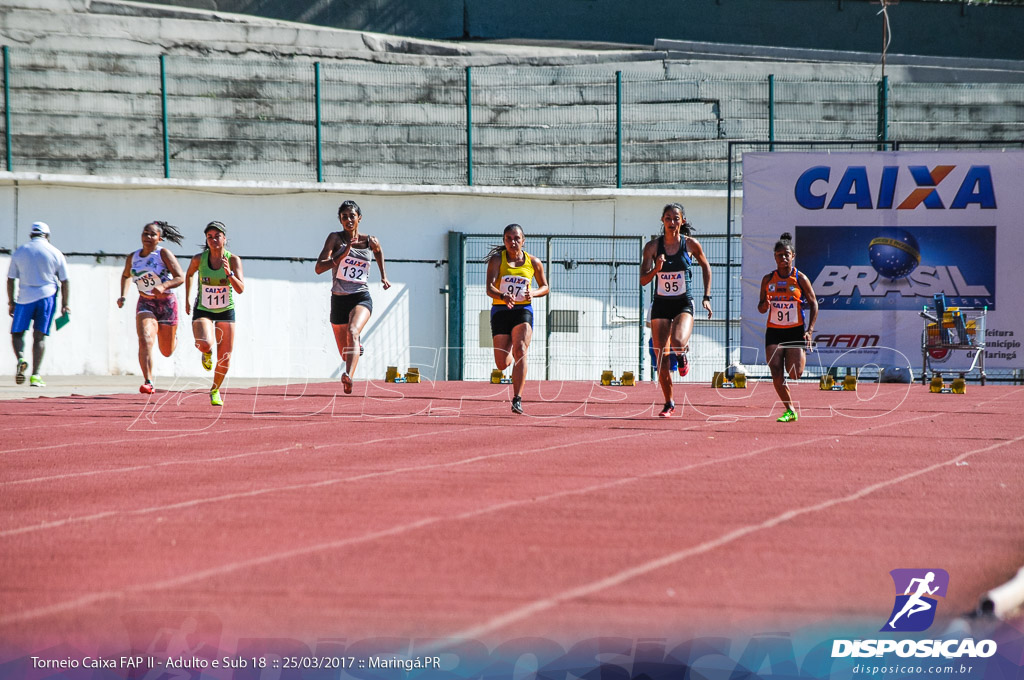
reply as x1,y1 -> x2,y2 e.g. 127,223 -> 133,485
2,0 -> 1023,187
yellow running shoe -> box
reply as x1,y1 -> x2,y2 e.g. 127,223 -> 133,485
777,409 -> 798,423
202,351 -> 213,371
210,387 -> 223,406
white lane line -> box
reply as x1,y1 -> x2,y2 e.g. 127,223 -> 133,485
0,412 -> 922,626
0,428 -> 639,537
3,392 -> 1019,626
444,430 -> 1024,642
0,430 -> 663,625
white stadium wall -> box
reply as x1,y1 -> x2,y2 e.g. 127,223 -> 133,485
0,174 -> 730,381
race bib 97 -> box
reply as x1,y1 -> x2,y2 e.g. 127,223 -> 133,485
501,275 -> 530,302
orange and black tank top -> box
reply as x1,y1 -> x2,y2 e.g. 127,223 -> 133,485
765,267 -> 804,329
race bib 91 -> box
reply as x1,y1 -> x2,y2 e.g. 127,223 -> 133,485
201,285 -> 230,309
335,257 -> 370,284
657,272 -> 686,296
134,271 -> 160,294
770,300 -> 799,326
501,275 -> 530,302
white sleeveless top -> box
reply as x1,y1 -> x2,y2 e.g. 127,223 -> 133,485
131,246 -> 172,295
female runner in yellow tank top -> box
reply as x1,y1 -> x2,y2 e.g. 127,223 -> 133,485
485,224 -> 549,415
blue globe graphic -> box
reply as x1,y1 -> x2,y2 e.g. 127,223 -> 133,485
868,229 -> 921,279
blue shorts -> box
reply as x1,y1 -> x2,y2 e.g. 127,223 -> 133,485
11,295 -> 58,335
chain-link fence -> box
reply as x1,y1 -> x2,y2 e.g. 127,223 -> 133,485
460,235 -> 645,382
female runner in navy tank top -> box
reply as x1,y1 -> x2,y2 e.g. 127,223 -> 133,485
640,203 -> 713,418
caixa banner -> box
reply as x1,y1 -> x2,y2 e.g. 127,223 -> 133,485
740,151 -> 1024,371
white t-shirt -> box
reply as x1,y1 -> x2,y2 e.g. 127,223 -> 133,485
7,237 -> 69,304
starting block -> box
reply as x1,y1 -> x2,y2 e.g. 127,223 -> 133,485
712,371 -> 747,388
819,373 -> 857,391
491,369 -> 512,384
930,373 -> 966,394
385,366 -> 421,383
599,370 -> 635,386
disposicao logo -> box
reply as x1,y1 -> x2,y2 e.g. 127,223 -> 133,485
831,569 -> 998,660
882,568 -> 948,632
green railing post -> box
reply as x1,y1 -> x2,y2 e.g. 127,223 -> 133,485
447,231 -> 465,380
4,46 -> 13,171
160,55 -> 170,178
615,70 -> 623,188
465,66 -> 473,186
877,75 -> 889,149
638,236 -> 644,376
545,237 -> 552,380
314,62 -> 323,182
725,142 -> 734,369
768,74 -> 775,152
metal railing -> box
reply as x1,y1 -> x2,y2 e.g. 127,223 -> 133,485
3,47 -> 1023,187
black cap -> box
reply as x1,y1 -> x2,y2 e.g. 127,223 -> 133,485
205,221 -> 227,234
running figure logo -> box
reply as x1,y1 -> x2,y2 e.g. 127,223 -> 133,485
882,568 -> 949,632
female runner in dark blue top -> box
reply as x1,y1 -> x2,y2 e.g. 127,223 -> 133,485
640,203 -> 713,417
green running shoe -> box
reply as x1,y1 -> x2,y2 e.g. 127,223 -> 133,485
29,374 -> 46,387
210,387 -> 223,406
202,351 -> 213,371
777,409 -> 798,423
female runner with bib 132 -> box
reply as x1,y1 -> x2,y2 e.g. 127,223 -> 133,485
757,232 -> 818,423
184,221 -> 245,407
314,200 -> 390,395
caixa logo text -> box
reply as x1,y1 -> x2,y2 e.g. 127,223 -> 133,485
795,165 -> 996,210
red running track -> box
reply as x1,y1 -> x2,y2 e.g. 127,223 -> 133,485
1,379 -> 1022,654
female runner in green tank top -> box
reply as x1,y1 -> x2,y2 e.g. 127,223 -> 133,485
184,221 -> 245,406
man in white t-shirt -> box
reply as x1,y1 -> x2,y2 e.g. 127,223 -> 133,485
6,222 -> 70,387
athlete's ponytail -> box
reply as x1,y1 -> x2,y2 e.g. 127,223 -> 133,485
146,220 -> 185,246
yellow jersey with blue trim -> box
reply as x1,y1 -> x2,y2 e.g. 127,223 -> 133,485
493,250 -> 535,306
